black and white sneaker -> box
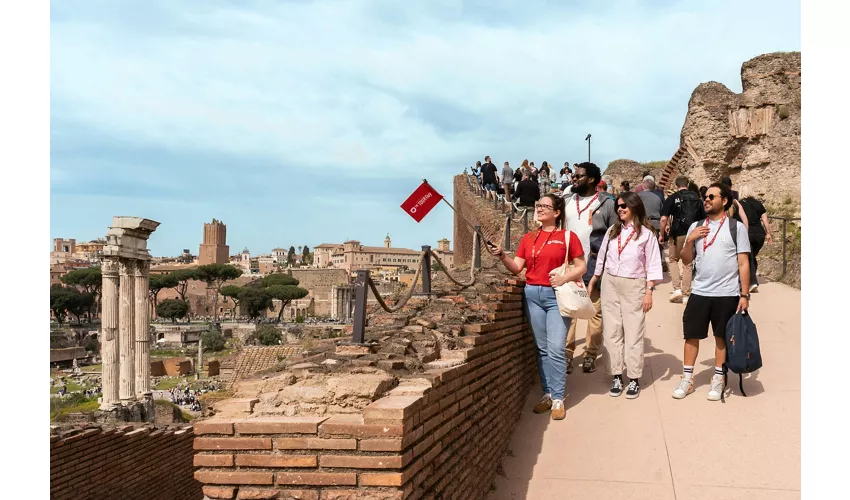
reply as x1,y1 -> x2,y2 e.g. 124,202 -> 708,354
608,376 -> 623,397
626,379 -> 640,399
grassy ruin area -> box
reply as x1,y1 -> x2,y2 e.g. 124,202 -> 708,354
50,393 -> 100,421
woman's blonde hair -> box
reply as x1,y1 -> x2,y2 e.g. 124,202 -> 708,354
521,159 -> 529,169
738,184 -> 756,199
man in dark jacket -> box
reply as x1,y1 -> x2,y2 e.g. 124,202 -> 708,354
514,170 -> 539,208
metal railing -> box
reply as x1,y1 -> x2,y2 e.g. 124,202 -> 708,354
348,237 -> 480,345
767,215 -> 801,281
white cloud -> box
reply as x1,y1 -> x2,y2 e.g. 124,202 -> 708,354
50,0 -> 800,254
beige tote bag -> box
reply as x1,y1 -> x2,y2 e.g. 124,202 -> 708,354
552,230 -> 596,319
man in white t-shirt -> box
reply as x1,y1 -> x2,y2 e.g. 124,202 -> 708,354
673,182 -> 751,402
560,162 -> 618,373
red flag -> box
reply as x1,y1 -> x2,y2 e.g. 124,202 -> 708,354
401,181 -> 443,222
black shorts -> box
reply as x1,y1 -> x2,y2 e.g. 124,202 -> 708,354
682,294 -> 739,340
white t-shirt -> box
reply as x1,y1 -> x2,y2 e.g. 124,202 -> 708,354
687,217 -> 751,297
563,193 -> 602,258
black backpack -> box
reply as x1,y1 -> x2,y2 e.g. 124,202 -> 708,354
722,311 -> 763,400
671,191 -> 702,234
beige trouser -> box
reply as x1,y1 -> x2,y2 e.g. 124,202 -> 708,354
503,183 -> 512,210
600,274 -> 647,379
566,287 -> 603,359
668,235 -> 693,295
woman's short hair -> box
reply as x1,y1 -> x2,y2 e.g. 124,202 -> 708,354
738,184 -> 756,199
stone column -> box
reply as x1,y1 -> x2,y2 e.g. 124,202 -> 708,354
100,258 -> 120,408
134,260 -> 151,397
119,259 -> 136,401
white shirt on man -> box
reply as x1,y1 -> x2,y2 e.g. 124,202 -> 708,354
687,217 -> 751,297
563,192 -> 603,257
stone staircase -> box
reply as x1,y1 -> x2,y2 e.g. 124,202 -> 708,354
658,144 -> 687,192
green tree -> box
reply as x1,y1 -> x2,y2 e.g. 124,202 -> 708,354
220,285 -> 243,315
287,246 -> 296,267
170,268 -> 200,302
50,284 -> 78,325
84,336 -> 100,354
149,273 -> 178,317
252,324 -> 282,346
69,292 -> 96,325
60,267 -> 102,317
258,275 -> 308,322
157,299 -> 190,324
266,285 -> 309,322
238,287 -> 274,320
196,264 -> 243,321
302,245 -> 311,265
201,330 -> 226,352
259,274 -> 299,288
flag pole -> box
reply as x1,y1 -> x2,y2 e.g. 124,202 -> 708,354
422,179 -> 497,248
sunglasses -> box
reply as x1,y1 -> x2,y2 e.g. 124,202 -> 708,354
617,203 -> 629,210
703,194 -> 717,201
572,174 -> 587,179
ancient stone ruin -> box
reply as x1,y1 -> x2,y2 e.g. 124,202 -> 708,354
100,216 -> 160,420
605,51 -> 801,215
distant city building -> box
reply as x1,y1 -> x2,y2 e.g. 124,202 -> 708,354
312,235 -> 454,274
51,237 -> 105,265
198,218 -> 230,265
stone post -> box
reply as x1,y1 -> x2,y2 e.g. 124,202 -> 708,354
100,258 -> 120,408
119,259 -> 136,401
197,335 -> 204,381
134,260 -> 151,397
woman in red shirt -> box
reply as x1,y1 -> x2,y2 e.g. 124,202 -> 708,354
489,193 -> 587,420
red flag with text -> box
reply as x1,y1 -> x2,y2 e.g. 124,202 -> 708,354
401,182 -> 443,222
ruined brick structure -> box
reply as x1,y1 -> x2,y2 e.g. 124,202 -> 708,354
50,425 -> 202,500
193,281 -> 534,499
453,175 -> 525,268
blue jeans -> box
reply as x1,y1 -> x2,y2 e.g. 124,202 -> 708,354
525,285 -> 572,400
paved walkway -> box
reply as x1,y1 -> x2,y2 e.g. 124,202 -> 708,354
491,278 -> 801,500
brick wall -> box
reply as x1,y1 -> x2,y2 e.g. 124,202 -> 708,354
453,174 -> 525,269
225,346 -> 302,387
50,425 -> 202,500
193,280 -> 534,499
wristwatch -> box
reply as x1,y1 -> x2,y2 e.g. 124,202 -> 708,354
741,293 -> 751,299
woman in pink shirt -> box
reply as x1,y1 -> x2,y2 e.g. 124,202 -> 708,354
588,192 -> 663,399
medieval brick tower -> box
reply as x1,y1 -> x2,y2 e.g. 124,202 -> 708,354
198,219 -> 229,265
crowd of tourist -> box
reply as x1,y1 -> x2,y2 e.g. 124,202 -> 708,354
168,383 -> 220,411
475,156 -> 774,419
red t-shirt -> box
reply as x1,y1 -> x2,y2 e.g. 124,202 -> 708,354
516,229 -> 584,286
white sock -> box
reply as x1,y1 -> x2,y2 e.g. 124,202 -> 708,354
683,365 -> 694,380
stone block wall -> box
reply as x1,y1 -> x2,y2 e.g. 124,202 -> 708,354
193,280 -> 534,499
50,425 -> 202,500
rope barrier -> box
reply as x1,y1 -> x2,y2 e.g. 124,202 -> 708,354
430,249 -> 475,288
366,250 -> 426,313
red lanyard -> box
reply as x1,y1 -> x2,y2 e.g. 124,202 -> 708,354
702,215 -> 726,251
530,230 -> 555,270
576,193 -> 599,218
618,226 -> 637,255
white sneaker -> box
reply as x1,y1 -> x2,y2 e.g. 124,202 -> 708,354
707,375 -> 725,401
682,296 -> 689,305
672,376 -> 695,399
749,284 -> 759,293
669,289 -> 683,303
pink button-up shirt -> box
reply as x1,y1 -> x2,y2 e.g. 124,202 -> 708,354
594,222 -> 664,281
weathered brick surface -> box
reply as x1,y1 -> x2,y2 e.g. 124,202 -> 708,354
50,425 -> 202,500
192,277 -> 534,500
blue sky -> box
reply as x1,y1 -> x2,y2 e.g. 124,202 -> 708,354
50,0 -> 800,257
